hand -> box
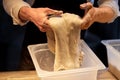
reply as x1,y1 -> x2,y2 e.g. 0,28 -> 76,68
19,7 -> 63,32
80,2 -> 115,30
80,2 -> 95,30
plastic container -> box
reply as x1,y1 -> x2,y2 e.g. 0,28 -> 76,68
102,39 -> 120,80
28,40 -> 105,80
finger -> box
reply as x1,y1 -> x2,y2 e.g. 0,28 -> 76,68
80,3 -> 89,14
80,3 -> 88,9
43,22 -> 50,28
81,21 -> 93,30
41,18 -> 51,32
34,21 -> 47,32
80,2 -> 93,10
45,8 -> 63,15
80,21 -> 88,30
42,17 -> 51,28
38,26 -> 47,32
80,22 -> 90,30
86,2 -> 93,10
80,17 -> 94,30
53,10 -> 63,15
41,28 -> 47,32
80,14 -> 91,30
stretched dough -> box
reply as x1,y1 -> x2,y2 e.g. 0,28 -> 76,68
46,13 -> 84,71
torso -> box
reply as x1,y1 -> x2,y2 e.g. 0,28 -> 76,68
33,0 -> 86,17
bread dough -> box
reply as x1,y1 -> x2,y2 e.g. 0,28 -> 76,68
46,13 -> 84,71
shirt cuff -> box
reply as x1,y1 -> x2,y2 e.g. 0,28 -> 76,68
98,0 -> 120,23
10,2 -> 31,26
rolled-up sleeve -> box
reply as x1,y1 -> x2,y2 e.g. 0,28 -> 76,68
3,0 -> 33,26
98,0 -> 120,22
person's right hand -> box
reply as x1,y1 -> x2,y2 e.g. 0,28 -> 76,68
80,2 -> 115,30
19,7 -> 63,32
80,2 -> 94,30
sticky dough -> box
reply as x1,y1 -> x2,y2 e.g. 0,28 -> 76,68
46,13 -> 84,71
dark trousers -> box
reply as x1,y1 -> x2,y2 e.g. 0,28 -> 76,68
84,17 -> 120,67
0,3 -> 26,71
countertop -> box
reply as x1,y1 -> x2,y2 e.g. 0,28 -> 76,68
0,69 -> 117,80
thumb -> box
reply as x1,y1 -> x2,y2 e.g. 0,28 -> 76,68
80,2 -> 93,14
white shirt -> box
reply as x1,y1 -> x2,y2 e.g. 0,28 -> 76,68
3,0 -> 120,26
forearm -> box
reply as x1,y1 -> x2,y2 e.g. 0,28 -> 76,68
94,6 -> 115,23
98,0 -> 120,22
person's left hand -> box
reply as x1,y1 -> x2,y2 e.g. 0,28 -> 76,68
80,2 -> 96,30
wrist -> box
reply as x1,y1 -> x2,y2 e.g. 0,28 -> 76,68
19,6 -> 31,22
